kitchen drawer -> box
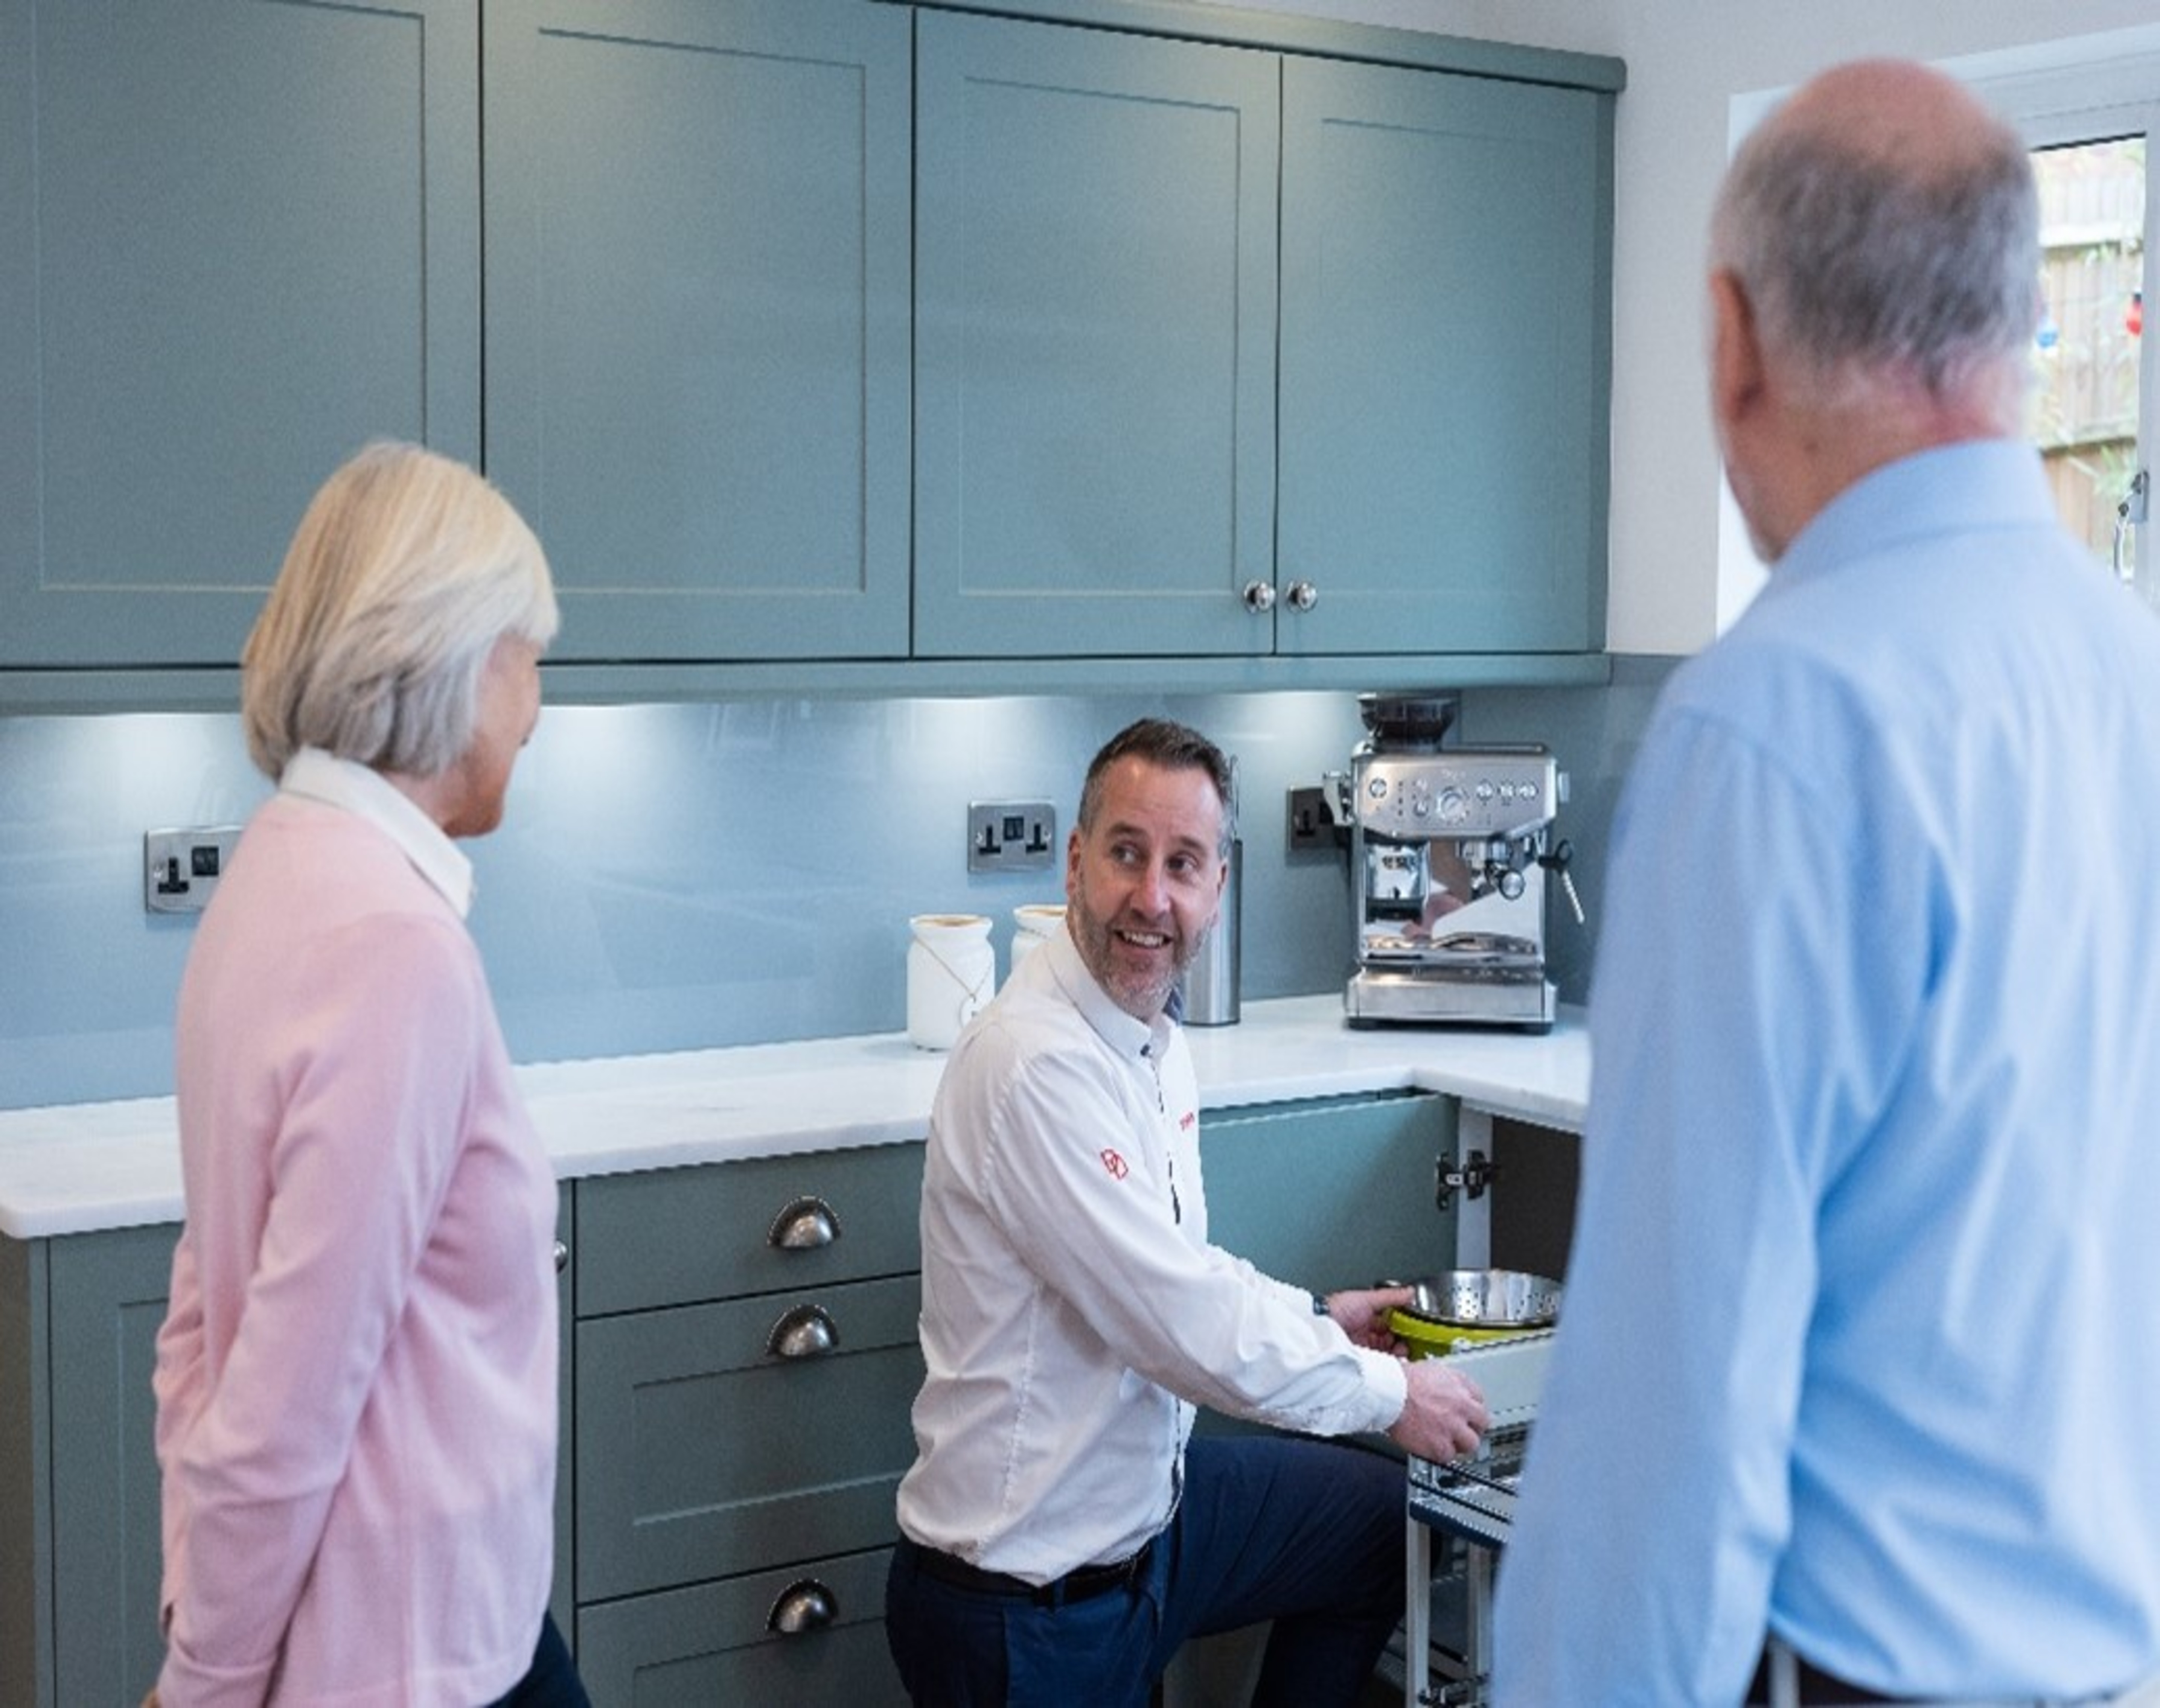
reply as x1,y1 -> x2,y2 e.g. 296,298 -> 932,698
576,1142 -> 924,1316
577,1274 -> 923,1602
576,1546 -> 906,1707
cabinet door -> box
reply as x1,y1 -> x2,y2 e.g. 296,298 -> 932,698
1199,1093 -> 1457,1292
47,1224 -> 175,1708
914,12 -> 1280,658
41,1200 -> 577,1705
0,0 -> 480,668
484,0 -> 912,662
1279,60 -> 1611,655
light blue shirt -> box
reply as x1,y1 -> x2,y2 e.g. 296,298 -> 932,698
1493,441 -> 2160,1704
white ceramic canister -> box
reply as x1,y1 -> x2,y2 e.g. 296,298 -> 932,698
1007,903 -> 1066,983
907,913 -> 995,1050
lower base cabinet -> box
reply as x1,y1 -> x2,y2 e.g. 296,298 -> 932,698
570,1143 -> 928,1702
0,1221 -> 174,1708
577,1547 -> 908,1706
0,1195 -> 573,1708
0,1089 -> 1459,1705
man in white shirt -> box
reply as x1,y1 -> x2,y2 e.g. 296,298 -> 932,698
887,717 -> 1488,1708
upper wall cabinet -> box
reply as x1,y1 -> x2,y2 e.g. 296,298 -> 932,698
0,0 -> 1618,700
913,11 -> 1613,661
484,0 -> 913,662
912,13 -> 1281,658
1278,59 -> 1610,655
0,0 -> 480,669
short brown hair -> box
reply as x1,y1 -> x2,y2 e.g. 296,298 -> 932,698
1077,718 -> 1235,852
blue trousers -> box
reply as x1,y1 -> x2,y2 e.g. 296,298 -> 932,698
484,1613 -> 591,1708
885,1434 -> 1404,1707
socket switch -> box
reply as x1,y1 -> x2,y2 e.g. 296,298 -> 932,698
1286,786 -> 1338,853
968,800 -> 1057,873
145,825 -> 243,915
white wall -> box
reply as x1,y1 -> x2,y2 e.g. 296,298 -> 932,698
1202,0 -> 2160,653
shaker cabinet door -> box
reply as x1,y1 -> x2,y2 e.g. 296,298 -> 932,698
484,0 -> 913,662
1199,1092 -> 1458,1292
1278,59 -> 1611,655
913,12 -> 1281,659
0,0 -> 480,668
46,1225 -> 174,1708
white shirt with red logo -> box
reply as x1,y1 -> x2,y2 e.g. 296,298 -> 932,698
894,923 -> 1407,1583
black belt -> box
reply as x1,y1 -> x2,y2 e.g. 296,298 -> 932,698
908,1538 -> 1152,1609
1747,1647 -> 1916,1705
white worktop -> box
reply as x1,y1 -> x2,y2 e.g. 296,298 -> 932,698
0,995 -> 1589,1241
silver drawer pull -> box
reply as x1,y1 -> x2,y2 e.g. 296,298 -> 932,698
768,1196 -> 842,1250
768,1578 -> 837,1635
766,1304 -> 840,1360
552,1240 -> 569,1274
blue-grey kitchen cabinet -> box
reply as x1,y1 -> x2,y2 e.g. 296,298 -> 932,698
483,0 -> 914,664
0,0 -> 481,670
1277,59 -> 1611,656
0,1199 -> 575,1708
912,11 -> 1283,659
569,1142 -> 924,1703
567,1094 -> 1453,1698
1200,1091 -> 1458,1293
912,11 -> 1613,660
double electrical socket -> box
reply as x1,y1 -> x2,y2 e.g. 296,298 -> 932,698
144,826 -> 242,915
967,800 -> 1057,872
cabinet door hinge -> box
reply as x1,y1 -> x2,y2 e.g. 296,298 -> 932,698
1435,1148 -> 1501,1212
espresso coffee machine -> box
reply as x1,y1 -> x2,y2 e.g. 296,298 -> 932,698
1337,694 -> 1580,1031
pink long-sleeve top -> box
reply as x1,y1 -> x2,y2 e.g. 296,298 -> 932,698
153,755 -> 558,1707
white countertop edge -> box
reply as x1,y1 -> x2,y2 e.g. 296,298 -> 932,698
0,996 -> 1589,1241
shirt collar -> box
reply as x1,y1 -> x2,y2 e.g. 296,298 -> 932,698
278,747 -> 476,918
1040,919 -> 1176,1061
1772,439 -> 2060,595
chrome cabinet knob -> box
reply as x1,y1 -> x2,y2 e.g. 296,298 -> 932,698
552,1239 -> 569,1274
1241,580 -> 1277,613
768,1579 -> 837,1635
768,1196 -> 841,1250
766,1303 -> 840,1360
1284,580 -> 1319,612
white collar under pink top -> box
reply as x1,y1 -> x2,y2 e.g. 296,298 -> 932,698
278,746 -> 474,918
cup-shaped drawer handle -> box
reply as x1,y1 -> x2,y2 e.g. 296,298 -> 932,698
766,1303 -> 840,1360
552,1240 -> 569,1274
768,1196 -> 842,1250
768,1578 -> 837,1635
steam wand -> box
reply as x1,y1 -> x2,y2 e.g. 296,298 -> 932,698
1539,839 -> 1586,927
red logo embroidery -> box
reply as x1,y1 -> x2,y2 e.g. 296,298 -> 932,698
1099,1148 -> 1129,1180
1179,1111 -> 1196,1131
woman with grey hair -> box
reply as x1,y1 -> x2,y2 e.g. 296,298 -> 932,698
149,442 -> 589,1705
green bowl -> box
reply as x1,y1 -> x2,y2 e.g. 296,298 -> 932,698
1388,1268 -> 1561,1359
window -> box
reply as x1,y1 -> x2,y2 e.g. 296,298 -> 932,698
2029,138 -> 2144,578
1973,41 -> 2160,611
